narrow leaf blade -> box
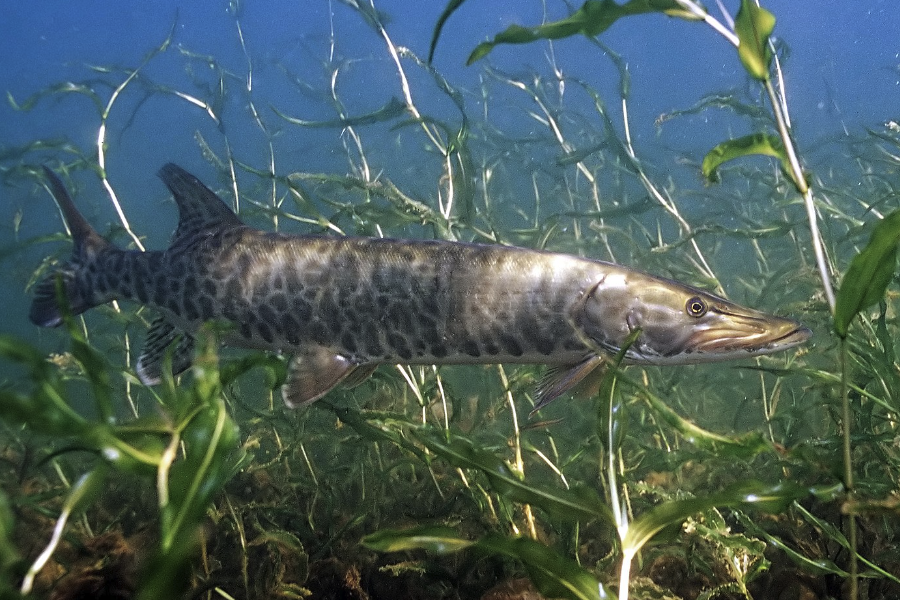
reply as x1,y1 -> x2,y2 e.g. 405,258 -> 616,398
467,0 -> 654,65
477,535 -> 612,600
362,526 -> 475,553
416,428 -> 613,525
702,133 -> 788,183
834,209 -> 900,337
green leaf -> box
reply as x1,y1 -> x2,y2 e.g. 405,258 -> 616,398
834,209 -> 900,337
734,0 -> 776,80
597,328 -> 639,452
648,0 -> 706,20
163,401 -> 239,549
477,534 -> 613,600
464,0 -> 706,65
363,529 -> 613,600
467,0 -> 656,65
63,465 -> 109,515
622,480 -> 820,558
792,502 -> 900,583
322,404 -> 430,462
0,336 -> 91,436
624,376 -> 773,457
363,525 -> 475,553
415,428 -> 613,525
702,133 -> 789,184
272,97 -> 407,128
428,0 -> 468,63
68,329 -> 114,425
6,81 -> 105,114
735,511 -> 849,576
0,488 -> 18,583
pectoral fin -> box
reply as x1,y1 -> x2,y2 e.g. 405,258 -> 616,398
282,347 -> 357,408
532,355 -> 605,414
136,317 -> 195,385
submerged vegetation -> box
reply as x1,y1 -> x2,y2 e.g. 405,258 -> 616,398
1,1 -> 899,599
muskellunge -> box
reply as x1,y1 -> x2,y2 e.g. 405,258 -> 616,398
30,164 -> 811,411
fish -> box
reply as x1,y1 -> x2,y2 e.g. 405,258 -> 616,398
30,163 -> 812,411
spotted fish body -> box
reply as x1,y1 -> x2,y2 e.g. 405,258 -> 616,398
31,164 -> 811,410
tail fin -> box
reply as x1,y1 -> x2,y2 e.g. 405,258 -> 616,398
29,167 -> 113,327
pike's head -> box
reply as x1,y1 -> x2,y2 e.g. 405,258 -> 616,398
578,271 -> 811,365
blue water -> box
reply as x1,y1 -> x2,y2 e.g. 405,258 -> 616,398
0,0 -> 897,342
3,5 -> 900,595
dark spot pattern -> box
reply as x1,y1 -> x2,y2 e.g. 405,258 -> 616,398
271,293 -> 288,313
91,227 -> 597,369
500,335 -> 523,357
462,341 -> 480,357
256,321 -> 274,344
199,296 -> 214,319
362,323 -> 383,356
341,332 -> 358,353
281,315 -> 301,345
258,303 -> 277,326
183,298 -> 199,321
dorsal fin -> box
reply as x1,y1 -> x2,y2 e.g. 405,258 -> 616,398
157,163 -> 243,242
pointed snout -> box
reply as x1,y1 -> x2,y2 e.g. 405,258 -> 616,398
688,309 -> 811,357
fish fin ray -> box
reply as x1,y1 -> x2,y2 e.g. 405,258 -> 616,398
157,163 -> 243,243
30,271 -> 82,327
136,317 -> 195,385
532,355 -> 605,414
282,348 -> 355,408
342,363 -> 378,389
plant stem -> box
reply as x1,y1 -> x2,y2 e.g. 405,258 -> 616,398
682,0 -> 837,310
618,551 -> 633,600
763,79 -> 835,310
840,338 -> 858,600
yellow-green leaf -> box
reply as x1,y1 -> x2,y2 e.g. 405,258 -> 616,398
702,133 -> 789,183
364,529 -> 613,600
64,466 -> 109,515
416,428 -> 613,524
363,526 -> 475,554
622,480 -> 833,558
734,0 -> 776,80
477,535 -> 612,600
834,209 -> 900,338
467,0 -> 657,65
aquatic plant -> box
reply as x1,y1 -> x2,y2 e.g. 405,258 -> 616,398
0,312 -> 247,598
1,1 -> 899,599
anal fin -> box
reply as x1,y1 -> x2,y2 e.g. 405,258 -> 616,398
137,317 -> 195,385
282,347 -> 357,408
532,355 -> 605,414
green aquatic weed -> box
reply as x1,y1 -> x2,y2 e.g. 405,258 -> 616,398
0,320 -> 245,598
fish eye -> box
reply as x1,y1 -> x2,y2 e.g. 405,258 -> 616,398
685,296 -> 708,318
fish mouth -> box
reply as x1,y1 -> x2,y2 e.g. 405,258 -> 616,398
688,315 -> 812,357
767,325 -> 813,348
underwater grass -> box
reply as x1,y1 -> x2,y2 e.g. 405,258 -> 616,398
1,1 -> 900,599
